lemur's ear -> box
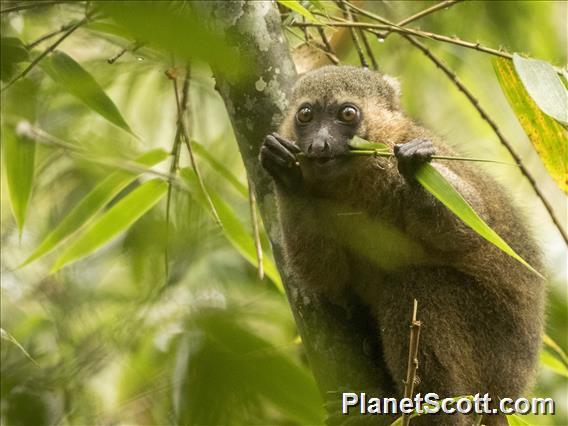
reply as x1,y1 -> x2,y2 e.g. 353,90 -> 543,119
383,75 -> 401,109
383,75 -> 401,99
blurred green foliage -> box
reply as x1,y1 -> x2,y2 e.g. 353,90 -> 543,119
1,1 -> 566,425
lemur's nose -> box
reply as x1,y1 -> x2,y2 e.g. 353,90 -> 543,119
308,128 -> 332,156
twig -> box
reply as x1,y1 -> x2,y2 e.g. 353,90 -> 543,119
2,16 -> 87,92
403,35 -> 568,245
349,0 -> 463,41
337,0 -> 368,68
248,179 -> 264,280
317,27 -> 340,65
170,67 -> 222,227
292,20 -> 565,74
26,20 -> 79,49
164,67 -> 191,280
402,299 -> 421,426
107,41 -> 142,64
285,27 -> 340,66
352,11 -> 378,70
0,0 -> 76,14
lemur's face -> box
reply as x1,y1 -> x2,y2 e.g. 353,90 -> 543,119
293,98 -> 362,170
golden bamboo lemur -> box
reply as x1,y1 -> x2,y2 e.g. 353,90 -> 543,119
260,66 -> 545,425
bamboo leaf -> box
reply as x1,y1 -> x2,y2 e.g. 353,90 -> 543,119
542,334 -> 568,366
277,0 -> 319,23
415,163 -> 542,277
40,51 -> 134,135
540,349 -> 568,378
51,179 -> 168,272
2,125 -> 36,236
192,141 -> 247,197
0,37 -> 29,82
348,135 -> 389,151
513,54 -> 568,125
21,149 -> 168,267
493,57 -> 568,193
181,168 -> 283,291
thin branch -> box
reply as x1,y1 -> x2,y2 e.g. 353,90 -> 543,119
352,11 -> 378,70
285,27 -> 340,66
248,179 -> 264,280
316,27 -> 341,65
355,0 -> 463,40
403,35 -> 568,244
107,41 -> 142,64
402,299 -> 421,426
171,68 -> 222,227
337,0 -> 368,68
0,0 -> 76,14
164,67 -> 191,280
26,20 -> 80,49
2,16 -> 88,92
292,21 -> 564,72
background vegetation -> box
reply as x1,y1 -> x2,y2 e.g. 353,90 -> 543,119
1,1 -> 566,425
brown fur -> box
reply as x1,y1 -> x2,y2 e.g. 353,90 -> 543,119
269,66 -> 545,425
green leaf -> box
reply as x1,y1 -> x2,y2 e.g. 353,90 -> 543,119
2,125 -> 36,236
0,37 -> 29,82
51,179 -> 168,272
192,141 -> 247,197
507,414 -> 532,425
277,0 -> 319,23
21,149 -> 168,267
181,168 -> 283,291
40,51 -> 134,135
177,308 -> 324,425
540,349 -> 568,378
513,54 -> 568,125
542,334 -> 568,366
348,136 -> 389,151
415,163 -> 542,277
98,1 -> 243,78
493,57 -> 568,193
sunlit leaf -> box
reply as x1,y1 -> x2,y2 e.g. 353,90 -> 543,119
176,308 -> 324,425
2,125 -> 36,236
415,163 -> 542,277
277,0 -> 319,23
542,333 -> 568,366
192,141 -> 247,197
181,168 -> 283,291
348,136 -> 389,151
507,414 -> 532,425
0,37 -> 29,82
493,57 -> 568,193
51,179 -> 168,272
98,1 -> 243,77
40,51 -> 134,135
21,149 -> 169,267
513,54 -> 568,125
540,350 -> 568,378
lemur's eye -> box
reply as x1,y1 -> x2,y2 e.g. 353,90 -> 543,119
296,106 -> 313,123
338,105 -> 359,123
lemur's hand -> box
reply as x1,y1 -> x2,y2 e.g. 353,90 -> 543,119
260,132 -> 303,190
394,138 -> 436,181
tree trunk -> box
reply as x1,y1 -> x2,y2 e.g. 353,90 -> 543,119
198,2 -> 389,423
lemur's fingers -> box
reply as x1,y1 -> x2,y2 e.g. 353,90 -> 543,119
272,132 -> 302,153
264,134 -> 298,166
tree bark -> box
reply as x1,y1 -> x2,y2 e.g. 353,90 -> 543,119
197,2 -> 388,423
